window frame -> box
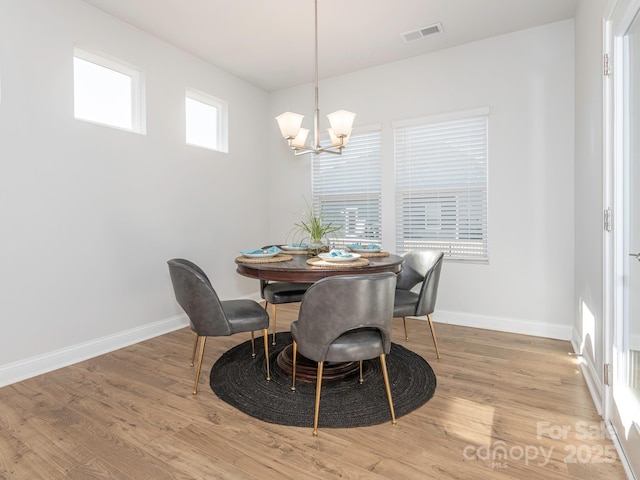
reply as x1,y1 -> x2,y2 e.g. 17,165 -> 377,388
73,47 -> 145,134
393,107 -> 490,263
312,124 -> 383,248
185,89 -> 228,153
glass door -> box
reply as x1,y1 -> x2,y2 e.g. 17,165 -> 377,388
606,0 -> 640,476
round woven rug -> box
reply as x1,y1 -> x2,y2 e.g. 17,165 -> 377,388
210,332 -> 436,428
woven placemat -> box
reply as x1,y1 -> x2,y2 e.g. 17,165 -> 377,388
235,254 -> 293,264
306,257 -> 370,268
357,250 -> 390,258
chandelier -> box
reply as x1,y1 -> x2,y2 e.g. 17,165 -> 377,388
275,0 -> 356,156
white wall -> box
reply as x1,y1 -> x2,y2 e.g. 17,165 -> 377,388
0,0 -> 270,384
573,0 -> 609,411
268,20 -> 576,339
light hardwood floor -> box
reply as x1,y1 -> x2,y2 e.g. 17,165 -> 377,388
0,304 -> 629,479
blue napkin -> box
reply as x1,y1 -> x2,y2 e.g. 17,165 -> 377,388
348,244 -> 381,250
329,249 -> 353,258
241,246 -> 281,255
289,242 -> 308,248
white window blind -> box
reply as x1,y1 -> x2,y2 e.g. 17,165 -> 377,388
394,111 -> 489,262
312,127 -> 382,247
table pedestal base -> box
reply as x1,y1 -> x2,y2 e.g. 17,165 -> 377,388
276,344 -> 359,383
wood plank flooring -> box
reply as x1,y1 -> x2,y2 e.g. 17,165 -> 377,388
0,305 -> 629,479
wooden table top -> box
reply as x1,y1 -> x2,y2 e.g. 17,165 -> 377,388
235,252 -> 404,283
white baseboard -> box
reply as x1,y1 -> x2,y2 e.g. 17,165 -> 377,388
0,308 -> 576,389
570,327 -> 603,415
606,420 -> 639,480
0,314 -> 189,389
432,310 -> 573,340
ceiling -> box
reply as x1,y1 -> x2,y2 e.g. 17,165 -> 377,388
81,0 -> 580,92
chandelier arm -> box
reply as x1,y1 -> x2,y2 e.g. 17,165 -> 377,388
293,146 -> 343,156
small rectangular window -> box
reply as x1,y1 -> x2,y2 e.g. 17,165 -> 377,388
185,90 -> 228,153
73,48 -> 144,133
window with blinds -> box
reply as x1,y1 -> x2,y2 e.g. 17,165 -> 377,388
394,109 -> 489,262
312,127 -> 382,247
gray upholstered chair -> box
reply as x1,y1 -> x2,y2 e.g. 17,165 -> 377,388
260,279 -> 313,345
393,249 -> 444,359
167,258 -> 270,395
290,272 -> 397,436
259,245 -> 312,346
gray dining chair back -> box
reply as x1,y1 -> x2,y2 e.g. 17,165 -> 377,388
169,258 -> 232,337
259,245 -> 312,346
393,249 -> 444,358
290,272 -> 397,436
260,279 -> 312,346
167,258 -> 270,394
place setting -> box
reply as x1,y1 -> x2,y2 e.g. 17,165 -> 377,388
306,248 -> 370,268
345,243 -> 390,258
279,242 -> 311,255
234,245 -> 293,264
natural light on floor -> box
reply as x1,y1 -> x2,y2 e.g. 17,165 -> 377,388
580,300 -> 595,359
439,396 -> 495,445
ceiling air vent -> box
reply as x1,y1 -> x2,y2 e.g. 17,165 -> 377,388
401,23 -> 443,43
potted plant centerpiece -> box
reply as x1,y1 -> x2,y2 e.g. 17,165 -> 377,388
293,207 -> 342,255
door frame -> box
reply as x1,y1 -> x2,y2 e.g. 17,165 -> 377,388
603,0 -> 640,478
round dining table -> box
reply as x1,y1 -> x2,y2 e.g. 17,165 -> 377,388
235,251 -> 404,282
235,250 -> 404,382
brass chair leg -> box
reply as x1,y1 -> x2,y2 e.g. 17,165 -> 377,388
193,337 -> 207,395
190,332 -> 199,367
359,360 -> 364,384
379,353 -> 397,425
250,331 -> 256,358
402,316 -> 409,340
291,341 -> 298,391
427,313 -> 441,359
313,362 -> 324,436
262,328 -> 271,381
271,304 -> 278,346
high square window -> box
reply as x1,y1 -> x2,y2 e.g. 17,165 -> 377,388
185,90 -> 228,153
73,48 -> 145,133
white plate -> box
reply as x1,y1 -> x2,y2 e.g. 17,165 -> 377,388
280,244 -> 308,251
347,247 -> 382,253
318,252 -> 361,263
242,252 -> 280,258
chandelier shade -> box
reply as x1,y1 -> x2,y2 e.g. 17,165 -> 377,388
275,112 -> 304,139
326,110 -> 356,137
275,0 -> 356,156
291,128 -> 310,148
328,127 -> 351,147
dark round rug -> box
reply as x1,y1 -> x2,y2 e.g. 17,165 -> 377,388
210,332 -> 436,428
